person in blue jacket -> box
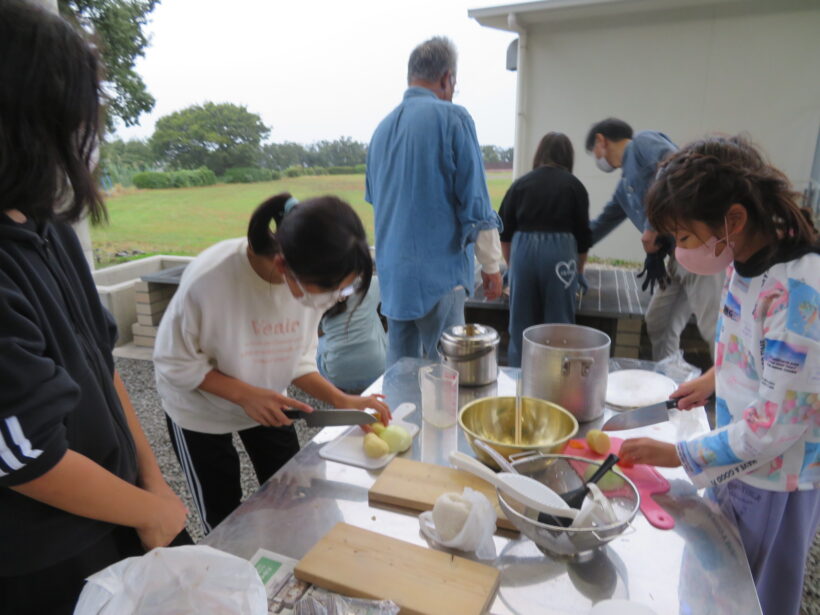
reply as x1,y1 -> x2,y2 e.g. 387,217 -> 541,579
499,132 -> 591,367
587,118 -> 724,360
366,36 -> 504,366
317,276 -> 387,393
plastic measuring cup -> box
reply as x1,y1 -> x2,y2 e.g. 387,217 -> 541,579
418,363 -> 459,428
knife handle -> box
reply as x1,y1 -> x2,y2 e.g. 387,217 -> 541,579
666,399 -> 679,409
282,409 -> 307,420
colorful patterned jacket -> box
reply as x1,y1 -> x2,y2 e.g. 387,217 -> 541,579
677,251 -> 820,491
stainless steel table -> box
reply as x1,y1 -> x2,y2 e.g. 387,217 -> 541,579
204,358 -> 761,615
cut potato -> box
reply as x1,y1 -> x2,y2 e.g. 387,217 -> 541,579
363,433 -> 389,458
379,425 -> 412,453
586,429 -> 611,455
371,422 -> 386,435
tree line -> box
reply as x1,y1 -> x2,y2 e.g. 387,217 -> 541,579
102,101 -> 512,186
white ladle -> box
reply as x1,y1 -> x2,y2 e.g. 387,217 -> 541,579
449,451 -> 577,520
473,439 -> 517,473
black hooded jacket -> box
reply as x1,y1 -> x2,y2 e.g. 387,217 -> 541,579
0,214 -> 137,576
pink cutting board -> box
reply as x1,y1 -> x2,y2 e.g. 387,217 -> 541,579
563,437 -> 675,530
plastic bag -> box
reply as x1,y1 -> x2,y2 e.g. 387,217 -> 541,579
418,487 -> 497,560
294,588 -> 399,615
73,545 -> 268,615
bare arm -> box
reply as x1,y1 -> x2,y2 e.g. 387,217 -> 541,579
11,372 -> 189,549
198,369 -> 312,427
292,371 -> 391,425
501,241 -> 511,265
11,449 -> 186,549
115,371 -> 168,491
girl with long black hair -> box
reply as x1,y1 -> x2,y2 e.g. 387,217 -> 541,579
0,3 -> 187,612
154,193 -> 391,534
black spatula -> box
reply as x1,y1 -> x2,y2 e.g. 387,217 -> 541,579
538,453 -> 620,527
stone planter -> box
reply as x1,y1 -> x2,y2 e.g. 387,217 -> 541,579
93,255 -> 193,345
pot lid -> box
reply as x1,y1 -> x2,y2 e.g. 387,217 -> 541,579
440,324 -> 499,354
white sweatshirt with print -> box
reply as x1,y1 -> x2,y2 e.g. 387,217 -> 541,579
153,238 -> 322,434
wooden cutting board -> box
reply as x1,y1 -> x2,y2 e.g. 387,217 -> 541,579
295,522 -> 500,615
368,457 -> 517,532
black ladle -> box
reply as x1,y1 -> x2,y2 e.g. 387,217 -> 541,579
538,453 -> 620,527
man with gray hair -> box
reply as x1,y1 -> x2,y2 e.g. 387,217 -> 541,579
366,36 -> 503,366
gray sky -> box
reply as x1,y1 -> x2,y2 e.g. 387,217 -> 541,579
114,0 -> 518,147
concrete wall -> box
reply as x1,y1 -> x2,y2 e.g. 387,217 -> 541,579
93,256 -> 193,345
515,2 -> 820,262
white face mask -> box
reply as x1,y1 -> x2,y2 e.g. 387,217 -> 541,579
290,270 -> 357,311
295,291 -> 339,312
595,155 -> 615,173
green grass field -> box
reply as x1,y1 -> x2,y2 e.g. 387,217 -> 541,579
92,171 -> 514,265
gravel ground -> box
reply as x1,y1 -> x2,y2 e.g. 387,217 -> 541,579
116,356 -> 819,613
116,356 -> 324,544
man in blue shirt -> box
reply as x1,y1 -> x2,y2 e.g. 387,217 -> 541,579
366,37 -> 503,366
587,118 -> 723,361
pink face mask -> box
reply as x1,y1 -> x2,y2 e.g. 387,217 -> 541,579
675,219 -> 734,276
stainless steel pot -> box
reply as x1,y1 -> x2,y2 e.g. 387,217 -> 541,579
521,324 -> 610,422
438,323 -> 499,387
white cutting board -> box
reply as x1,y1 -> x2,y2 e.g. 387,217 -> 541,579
319,402 -> 419,469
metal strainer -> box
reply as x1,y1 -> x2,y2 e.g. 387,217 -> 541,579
497,453 -> 640,560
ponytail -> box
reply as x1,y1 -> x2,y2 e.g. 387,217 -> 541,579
247,192 -> 292,255
247,192 -> 373,300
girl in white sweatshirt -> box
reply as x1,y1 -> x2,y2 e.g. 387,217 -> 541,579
154,193 -> 390,533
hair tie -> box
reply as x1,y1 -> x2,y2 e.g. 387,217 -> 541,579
284,196 -> 299,215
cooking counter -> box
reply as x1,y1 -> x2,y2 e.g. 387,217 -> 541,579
203,358 -> 761,614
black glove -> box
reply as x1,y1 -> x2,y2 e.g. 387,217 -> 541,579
636,235 -> 673,294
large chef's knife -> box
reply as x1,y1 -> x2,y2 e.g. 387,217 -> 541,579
601,399 -> 678,431
283,409 -> 377,427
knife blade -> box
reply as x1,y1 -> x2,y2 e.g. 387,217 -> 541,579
282,409 -> 377,427
601,399 -> 678,431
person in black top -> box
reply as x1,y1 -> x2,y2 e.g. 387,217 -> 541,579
498,132 -> 591,366
0,3 -> 188,613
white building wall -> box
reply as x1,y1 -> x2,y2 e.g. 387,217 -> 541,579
516,3 -> 820,262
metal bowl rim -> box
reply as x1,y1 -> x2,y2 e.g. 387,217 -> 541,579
521,323 -> 611,352
499,453 -> 640,533
458,396 -> 580,450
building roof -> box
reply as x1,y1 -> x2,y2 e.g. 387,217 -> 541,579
468,0 -> 755,31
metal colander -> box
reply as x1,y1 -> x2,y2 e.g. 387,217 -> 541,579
497,453 -> 639,559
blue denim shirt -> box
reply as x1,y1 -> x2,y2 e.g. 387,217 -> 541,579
365,87 -> 500,320
590,131 -> 677,245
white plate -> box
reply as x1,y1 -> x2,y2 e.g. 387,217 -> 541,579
605,369 -> 677,408
319,403 -> 418,469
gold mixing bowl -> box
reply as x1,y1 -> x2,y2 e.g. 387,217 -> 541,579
458,396 -> 579,468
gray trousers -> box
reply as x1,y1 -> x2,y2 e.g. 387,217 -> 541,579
644,255 -> 725,361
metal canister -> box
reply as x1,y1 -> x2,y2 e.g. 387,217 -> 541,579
438,324 -> 500,387
521,323 -> 611,422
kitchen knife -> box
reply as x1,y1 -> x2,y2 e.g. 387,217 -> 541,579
601,399 -> 678,431
283,409 -> 377,427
